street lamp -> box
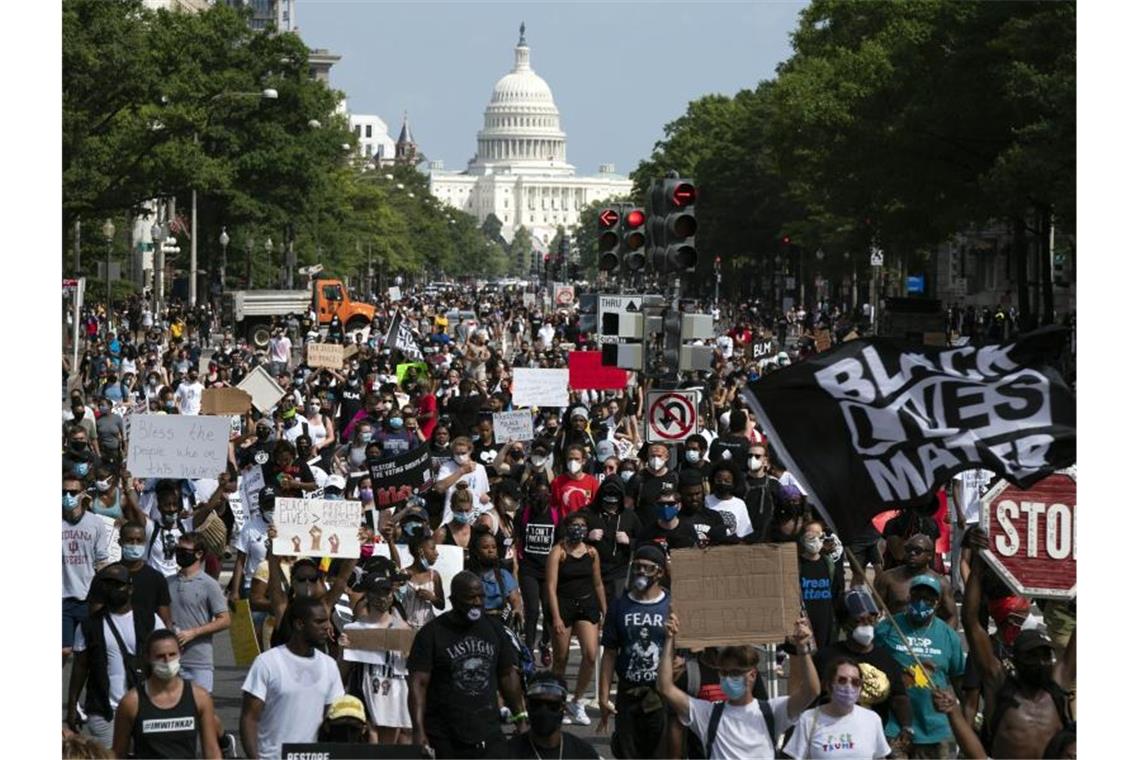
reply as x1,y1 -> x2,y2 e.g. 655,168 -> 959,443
102,219 -> 115,324
265,238 -> 274,287
245,238 -> 254,288
307,119 -> 322,129
219,227 -> 230,292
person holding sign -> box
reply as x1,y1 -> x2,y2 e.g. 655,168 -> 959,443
656,611 -> 821,760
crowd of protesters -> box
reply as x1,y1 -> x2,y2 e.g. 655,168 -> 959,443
62,281 -> 1075,759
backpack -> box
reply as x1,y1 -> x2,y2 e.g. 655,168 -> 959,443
706,698 -> 775,758
982,674 -> 1074,754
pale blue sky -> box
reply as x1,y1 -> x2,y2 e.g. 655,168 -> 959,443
296,0 -> 808,175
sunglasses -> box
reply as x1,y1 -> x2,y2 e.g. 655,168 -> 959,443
834,675 -> 863,688
631,562 -> 660,574
63,489 -> 83,496
294,574 -> 320,584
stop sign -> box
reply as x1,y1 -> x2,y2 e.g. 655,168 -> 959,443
980,468 -> 1076,599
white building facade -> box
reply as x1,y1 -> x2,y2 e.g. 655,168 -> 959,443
349,114 -> 396,163
429,24 -> 633,247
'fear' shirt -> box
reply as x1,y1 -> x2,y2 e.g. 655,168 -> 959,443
601,590 -> 671,686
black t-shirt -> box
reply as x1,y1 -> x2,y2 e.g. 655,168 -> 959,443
814,641 -> 907,727
337,387 -> 364,437
89,563 -> 171,621
708,434 -> 750,473
515,507 -> 559,579
630,470 -> 679,526
680,506 -> 726,546
799,555 -> 843,649
407,612 -> 519,742
473,438 -> 498,469
504,731 -> 600,759
584,508 -> 642,582
636,518 -> 699,552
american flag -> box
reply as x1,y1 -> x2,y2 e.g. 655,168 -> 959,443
167,214 -> 189,236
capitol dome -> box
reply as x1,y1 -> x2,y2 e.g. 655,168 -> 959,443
474,23 -> 572,173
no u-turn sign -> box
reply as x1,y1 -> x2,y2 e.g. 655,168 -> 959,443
647,389 -> 701,443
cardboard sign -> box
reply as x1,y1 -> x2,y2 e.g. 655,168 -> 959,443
281,744 -> 421,760
367,445 -> 434,509
670,543 -> 801,649
342,627 -> 416,658
201,387 -> 252,416
568,350 -> 629,390
512,368 -> 569,408
813,329 -> 832,352
272,498 -> 363,558
396,362 -> 430,386
306,342 -> 345,370
493,410 -> 534,443
236,365 -> 286,413
388,286 -> 402,301
127,415 -> 230,480
230,599 -> 260,668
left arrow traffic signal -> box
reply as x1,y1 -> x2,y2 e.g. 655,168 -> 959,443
598,206 -> 621,272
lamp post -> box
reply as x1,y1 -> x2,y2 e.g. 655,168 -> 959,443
218,227 -> 230,293
245,238 -> 254,288
102,219 -> 116,328
150,222 -> 163,313
191,88 -> 278,306
264,238 -> 273,287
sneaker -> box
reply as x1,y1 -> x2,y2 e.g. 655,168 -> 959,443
566,699 -> 590,726
75,703 -> 87,724
500,706 -> 512,724
220,732 -> 237,758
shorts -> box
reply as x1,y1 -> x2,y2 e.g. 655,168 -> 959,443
557,595 -> 601,626
181,665 -> 214,693
63,597 -> 88,648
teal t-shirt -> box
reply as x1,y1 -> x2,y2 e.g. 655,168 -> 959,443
875,614 -> 966,744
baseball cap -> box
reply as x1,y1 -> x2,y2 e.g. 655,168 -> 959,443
1013,629 -> 1054,657
359,572 -> 394,595
326,695 -> 367,723
570,406 -> 589,420
95,563 -> 131,585
657,482 -> 678,500
909,574 -> 942,595
677,468 -> 705,488
633,543 -> 667,571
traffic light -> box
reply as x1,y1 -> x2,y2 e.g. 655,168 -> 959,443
621,207 -> 647,273
597,206 -> 621,272
647,177 -> 698,273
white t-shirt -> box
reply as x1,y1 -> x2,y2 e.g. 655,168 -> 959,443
436,459 -> 490,525
269,336 -> 292,364
681,695 -> 793,760
235,514 -> 272,587
783,705 -> 891,759
144,516 -> 194,578
953,469 -> 995,525
716,334 -> 734,359
175,380 -> 205,415
72,611 -> 166,711
705,494 -> 754,539
241,645 -> 345,760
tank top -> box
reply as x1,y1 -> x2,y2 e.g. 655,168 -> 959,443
307,415 -> 328,447
132,679 -> 198,759
92,488 -> 123,520
557,547 -> 595,600
400,578 -> 437,629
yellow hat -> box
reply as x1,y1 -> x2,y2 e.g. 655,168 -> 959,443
326,695 -> 366,723
858,662 -> 890,706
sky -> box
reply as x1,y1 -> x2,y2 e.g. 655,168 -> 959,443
295,0 -> 809,176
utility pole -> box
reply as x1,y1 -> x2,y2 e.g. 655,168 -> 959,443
190,133 -> 199,306
74,218 -> 82,275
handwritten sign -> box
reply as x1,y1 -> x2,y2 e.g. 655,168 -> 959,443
342,627 -> 416,659
493,410 -> 534,443
511,368 -> 569,408
239,466 -> 265,522
126,415 -> 230,480
271,497 -> 363,558
306,343 -> 345,370
388,286 -> 402,302
201,387 -> 251,415
236,365 -> 285,413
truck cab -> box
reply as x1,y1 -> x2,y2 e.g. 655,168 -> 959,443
314,279 -> 375,331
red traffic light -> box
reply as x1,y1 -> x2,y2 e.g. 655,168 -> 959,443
625,209 -> 645,227
599,208 -> 619,228
544,254 -> 550,262
671,183 -> 696,207
781,235 -> 791,246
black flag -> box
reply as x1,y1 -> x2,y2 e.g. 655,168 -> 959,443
384,313 -> 424,361
742,329 -> 1076,542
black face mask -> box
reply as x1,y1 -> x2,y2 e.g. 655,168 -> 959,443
256,428 -> 271,441
175,549 -> 199,568
714,483 -> 734,498
528,702 -> 564,737
323,723 -> 366,743
106,587 -> 131,609
69,440 -> 87,452
1015,659 -> 1053,689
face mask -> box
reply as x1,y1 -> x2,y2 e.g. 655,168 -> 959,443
164,401 -> 176,411
719,674 -> 748,700
531,455 -> 547,467
453,511 -> 474,525
73,462 -> 90,477
454,453 -> 470,464
360,430 -> 374,443
851,625 -> 875,647
160,512 -> 178,529
121,543 -> 146,562
256,428 -> 271,441
151,658 -> 181,681
62,492 -> 80,511
454,604 -> 482,623
830,683 -> 861,709
95,478 -> 113,493
632,574 -> 652,592
566,460 -> 583,474
801,535 -> 823,554
69,440 -> 88,452
657,503 -> 680,522
620,470 -> 634,483
528,703 -> 564,737
748,456 -> 764,472
419,555 -> 433,570
106,587 -> 131,609
359,488 -> 373,503
567,525 -> 588,543
175,549 -> 199,568
649,456 -> 665,471
261,510 -> 274,524
324,725 -> 365,743
714,483 -> 733,498
389,418 -> 404,430
685,450 -> 701,464
1015,659 -> 1053,688
907,600 -> 936,624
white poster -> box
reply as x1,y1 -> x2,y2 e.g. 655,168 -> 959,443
236,365 -> 286,413
512,368 -> 570,408
126,415 -> 231,480
271,497 -> 363,558
98,514 -> 122,564
493,410 -> 535,443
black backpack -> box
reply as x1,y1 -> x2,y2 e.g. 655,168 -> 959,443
706,698 -> 775,758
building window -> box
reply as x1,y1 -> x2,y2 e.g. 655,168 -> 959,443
365,125 -> 373,138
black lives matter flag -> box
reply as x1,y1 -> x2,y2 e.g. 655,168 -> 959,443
743,329 -> 1075,541
384,313 -> 423,361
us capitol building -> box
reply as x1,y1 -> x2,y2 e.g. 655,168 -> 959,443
428,24 -> 633,248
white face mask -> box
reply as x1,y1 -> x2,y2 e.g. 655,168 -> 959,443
530,455 -> 546,467
454,453 -> 470,465
566,460 -> 583,474
851,625 -> 875,647
748,456 -> 765,471
151,658 -> 181,681
649,456 -> 666,471
685,450 -> 701,464
620,470 -> 634,482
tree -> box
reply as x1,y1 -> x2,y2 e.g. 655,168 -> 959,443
508,226 -> 535,277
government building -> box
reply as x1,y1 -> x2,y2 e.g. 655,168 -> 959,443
428,24 -> 633,248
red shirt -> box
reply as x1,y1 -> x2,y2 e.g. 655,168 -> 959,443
417,393 -> 438,440
550,473 -> 600,514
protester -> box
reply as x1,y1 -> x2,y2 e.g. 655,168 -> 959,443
584,476 -> 641,603
63,471 -> 111,659
797,519 -> 845,649
515,477 -> 560,660
874,534 -> 958,628
783,656 -> 891,759
166,532 -> 231,693
504,671 -> 601,759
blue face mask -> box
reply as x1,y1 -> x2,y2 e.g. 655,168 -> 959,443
908,600 -> 936,624
73,462 -> 90,477
389,418 -> 404,431
656,503 -> 680,522
121,544 -> 146,562
453,511 -> 474,525
719,674 -> 748,700
62,493 -> 80,511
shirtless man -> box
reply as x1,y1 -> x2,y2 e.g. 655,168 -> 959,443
963,528 -> 1076,759
874,534 -> 958,629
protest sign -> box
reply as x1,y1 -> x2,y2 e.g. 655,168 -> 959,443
127,415 -> 230,480
201,387 -> 251,416
493,410 -> 534,443
385,313 -> 424,361
568,350 -> 628,390
239,466 -> 265,522
342,627 -> 416,660
236,365 -> 286,413
396,362 -> 430,386
813,329 -> 833,352
670,543 -> 801,649
282,744 -> 420,760
388,286 -> 402,301
97,514 -> 121,564
367,445 -> 434,509
271,498 -> 363,558
230,599 -> 260,668
512,368 -> 569,408
306,342 -> 344,370
228,489 -> 246,533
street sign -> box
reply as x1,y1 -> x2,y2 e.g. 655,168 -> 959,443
980,468 -> 1076,600
552,283 -> 575,307
646,389 -> 700,443
599,294 -> 644,337
870,247 -> 884,267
